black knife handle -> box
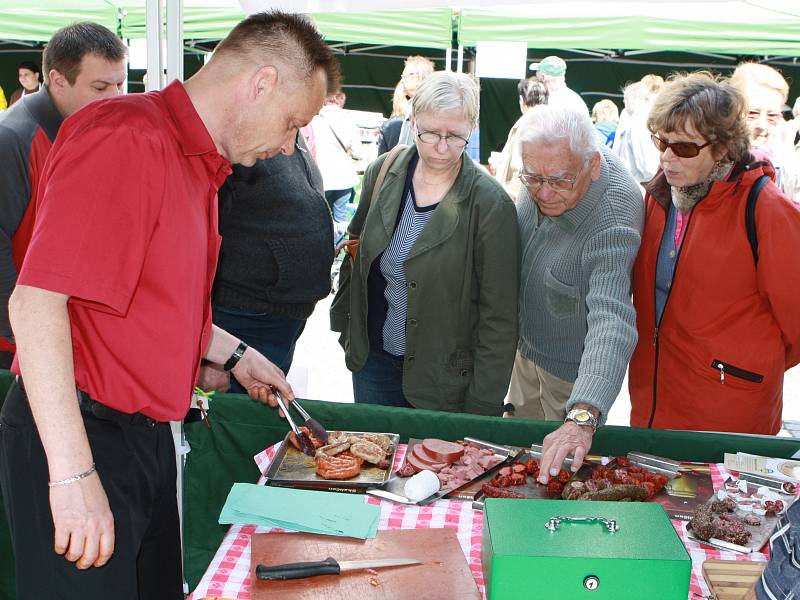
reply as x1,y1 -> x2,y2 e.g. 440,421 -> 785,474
256,557 -> 341,580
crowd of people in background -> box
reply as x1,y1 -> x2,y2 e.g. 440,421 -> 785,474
1,19 -> 800,599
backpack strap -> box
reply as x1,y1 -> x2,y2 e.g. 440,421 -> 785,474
338,144 -> 406,258
745,175 -> 770,265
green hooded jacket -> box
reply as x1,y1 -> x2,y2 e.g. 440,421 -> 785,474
330,146 -> 519,415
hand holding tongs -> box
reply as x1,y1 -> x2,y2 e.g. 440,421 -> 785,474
271,387 -> 329,456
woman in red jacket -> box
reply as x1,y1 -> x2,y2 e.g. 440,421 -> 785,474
629,72 -> 800,435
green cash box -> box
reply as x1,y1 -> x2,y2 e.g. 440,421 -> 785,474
482,499 -> 691,599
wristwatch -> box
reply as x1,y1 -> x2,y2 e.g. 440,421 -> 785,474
223,341 -> 248,372
565,408 -> 598,432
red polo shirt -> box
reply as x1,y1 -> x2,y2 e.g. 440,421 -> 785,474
14,81 -> 232,421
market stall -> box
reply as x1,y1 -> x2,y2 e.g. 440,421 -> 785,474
181,391 -> 800,597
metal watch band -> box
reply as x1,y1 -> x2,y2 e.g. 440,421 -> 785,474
223,341 -> 248,372
565,409 -> 598,431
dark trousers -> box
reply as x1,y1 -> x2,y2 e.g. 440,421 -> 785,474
0,381 -> 182,600
0,351 -> 12,370
352,349 -> 414,408
213,305 -> 306,395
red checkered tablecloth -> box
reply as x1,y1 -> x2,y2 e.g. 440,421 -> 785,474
188,445 -> 770,600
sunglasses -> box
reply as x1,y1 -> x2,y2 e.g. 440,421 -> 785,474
651,134 -> 712,158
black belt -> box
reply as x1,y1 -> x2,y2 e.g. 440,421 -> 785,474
15,375 -> 157,428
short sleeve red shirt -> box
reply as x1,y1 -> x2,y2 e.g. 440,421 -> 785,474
14,81 -> 232,421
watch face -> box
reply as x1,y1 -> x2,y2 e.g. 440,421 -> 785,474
574,412 -> 590,423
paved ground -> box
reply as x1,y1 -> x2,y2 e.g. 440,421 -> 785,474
289,294 -> 800,438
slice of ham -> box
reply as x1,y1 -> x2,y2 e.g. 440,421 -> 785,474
411,444 -> 444,466
422,439 -> 465,463
406,452 -> 446,474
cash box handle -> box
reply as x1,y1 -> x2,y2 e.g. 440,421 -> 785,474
545,516 -> 619,533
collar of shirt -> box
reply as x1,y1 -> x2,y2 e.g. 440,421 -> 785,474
24,83 -> 62,142
549,146 -> 610,233
160,80 -> 231,186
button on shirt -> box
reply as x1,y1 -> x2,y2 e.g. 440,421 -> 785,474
14,81 -> 231,421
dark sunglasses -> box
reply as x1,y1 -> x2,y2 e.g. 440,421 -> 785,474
650,134 -> 712,158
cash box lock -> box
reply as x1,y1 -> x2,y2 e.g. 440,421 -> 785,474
583,575 -> 600,591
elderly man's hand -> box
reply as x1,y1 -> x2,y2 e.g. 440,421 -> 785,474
537,421 -> 595,484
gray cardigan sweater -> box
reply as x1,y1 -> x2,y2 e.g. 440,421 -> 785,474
516,146 -> 644,424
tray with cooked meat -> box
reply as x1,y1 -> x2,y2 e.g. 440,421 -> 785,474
263,431 -> 399,492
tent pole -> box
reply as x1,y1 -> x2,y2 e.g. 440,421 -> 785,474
145,0 -> 163,91
446,47 -> 452,71
457,44 -> 463,73
166,0 -> 184,84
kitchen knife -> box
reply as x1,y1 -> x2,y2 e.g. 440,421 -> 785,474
255,557 -> 422,580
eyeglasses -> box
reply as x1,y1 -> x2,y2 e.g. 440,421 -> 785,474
650,134 -> 712,158
401,72 -> 423,80
416,130 -> 470,149
746,110 -> 781,126
518,164 -> 584,192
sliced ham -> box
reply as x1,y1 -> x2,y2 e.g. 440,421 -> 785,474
421,439 -> 465,463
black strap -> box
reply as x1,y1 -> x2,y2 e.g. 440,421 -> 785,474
745,175 -> 770,265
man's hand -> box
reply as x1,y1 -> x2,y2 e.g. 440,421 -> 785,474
230,347 -> 294,407
50,472 -> 114,569
537,421 -> 594,484
197,364 -> 230,393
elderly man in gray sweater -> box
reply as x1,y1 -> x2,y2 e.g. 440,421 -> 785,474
508,104 -> 644,483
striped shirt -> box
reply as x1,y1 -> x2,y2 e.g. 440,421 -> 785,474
380,182 -> 437,356
756,498 -> 799,600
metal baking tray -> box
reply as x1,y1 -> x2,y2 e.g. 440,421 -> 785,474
263,431 -> 400,494
366,437 -> 518,506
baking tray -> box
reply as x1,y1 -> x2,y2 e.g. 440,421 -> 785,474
685,490 -> 797,554
366,437 -> 517,506
263,431 -> 400,493
471,450 -> 680,510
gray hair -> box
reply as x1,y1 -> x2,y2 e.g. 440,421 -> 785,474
517,104 -> 599,163
411,71 -> 480,127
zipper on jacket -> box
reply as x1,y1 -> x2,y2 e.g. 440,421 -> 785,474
647,209 -> 691,429
710,359 -> 764,384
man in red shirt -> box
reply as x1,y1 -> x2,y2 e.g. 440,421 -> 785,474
0,12 -> 339,600
0,22 -> 127,369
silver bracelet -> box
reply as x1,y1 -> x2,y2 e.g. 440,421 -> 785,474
48,463 -> 97,488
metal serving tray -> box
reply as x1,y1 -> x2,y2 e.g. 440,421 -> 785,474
263,431 -> 400,494
366,437 -> 517,506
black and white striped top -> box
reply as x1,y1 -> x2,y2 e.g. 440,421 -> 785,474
380,183 -> 438,356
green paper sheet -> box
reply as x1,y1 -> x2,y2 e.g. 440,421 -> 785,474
218,483 -> 380,539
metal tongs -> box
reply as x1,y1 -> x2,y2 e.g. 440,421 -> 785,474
271,388 -> 329,456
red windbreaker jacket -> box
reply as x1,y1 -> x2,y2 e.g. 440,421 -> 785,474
629,160 -> 800,434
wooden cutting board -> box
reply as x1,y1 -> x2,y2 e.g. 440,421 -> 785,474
250,528 -> 480,600
701,559 -> 766,600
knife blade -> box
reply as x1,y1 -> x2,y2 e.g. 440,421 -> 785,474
255,557 -> 422,580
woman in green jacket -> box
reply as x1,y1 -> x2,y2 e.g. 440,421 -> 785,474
330,71 -> 519,416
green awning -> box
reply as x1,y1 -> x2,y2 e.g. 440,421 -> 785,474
457,2 -> 800,57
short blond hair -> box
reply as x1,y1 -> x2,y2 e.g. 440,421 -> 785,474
403,55 -> 435,78
411,71 -> 480,127
591,99 -> 619,124
640,74 -> 664,97
730,62 -> 789,103
647,71 -> 750,163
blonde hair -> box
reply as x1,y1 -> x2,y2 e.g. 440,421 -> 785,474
640,74 -> 664,97
647,71 -> 750,163
730,62 -> 789,103
411,71 -> 480,127
390,81 -> 408,117
403,55 -> 435,78
591,99 -> 619,124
